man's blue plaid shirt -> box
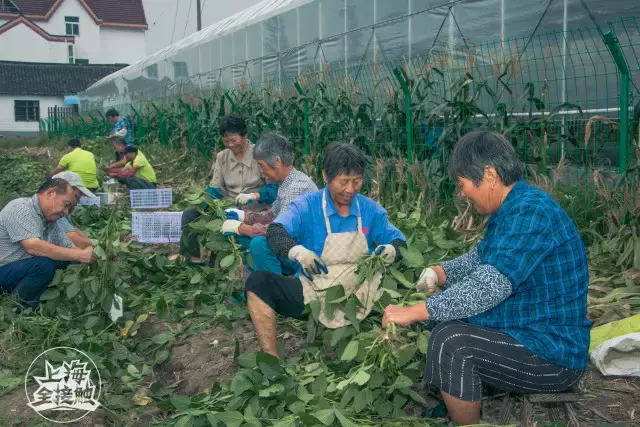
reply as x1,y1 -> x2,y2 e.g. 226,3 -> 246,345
470,179 -> 591,370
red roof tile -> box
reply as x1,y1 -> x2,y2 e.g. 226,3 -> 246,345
1,0 -> 147,28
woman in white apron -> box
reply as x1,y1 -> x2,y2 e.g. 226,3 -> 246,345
244,143 -> 407,357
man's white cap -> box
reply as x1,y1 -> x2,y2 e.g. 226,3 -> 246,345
52,171 -> 96,198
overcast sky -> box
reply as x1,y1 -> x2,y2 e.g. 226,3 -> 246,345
143,0 -> 262,55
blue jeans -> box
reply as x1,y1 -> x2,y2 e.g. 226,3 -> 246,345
249,236 -> 298,275
0,257 -> 70,306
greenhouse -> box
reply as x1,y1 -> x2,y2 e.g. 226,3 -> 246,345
81,0 -> 640,111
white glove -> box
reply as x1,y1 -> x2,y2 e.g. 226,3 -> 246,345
220,220 -> 242,235
288,245 -> 328,280
416,267 -> 439,293
374,244 -> 396,264
224,208 -> 245,222
235,192 -> 258,206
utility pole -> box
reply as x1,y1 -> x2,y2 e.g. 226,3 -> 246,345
196,0 -> 202,31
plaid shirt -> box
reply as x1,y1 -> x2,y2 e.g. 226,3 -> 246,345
112,117 -> 133,145
245,168 -> 317,235
469,179 -> 591,370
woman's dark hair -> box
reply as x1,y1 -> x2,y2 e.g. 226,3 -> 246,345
219,115 -> 248,137
124,145 -> 139,154
38,178 -> 71,195
68,139 -> 81,148
323,142 -> 366,182
448,130 -> 523,186
105,108 -> 119,118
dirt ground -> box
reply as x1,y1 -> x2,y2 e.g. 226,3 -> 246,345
2,315 -> 638,426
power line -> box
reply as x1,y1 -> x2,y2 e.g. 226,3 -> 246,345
170,0 -> 180,44
184,0 -> 194,38
201,0 -> 208,15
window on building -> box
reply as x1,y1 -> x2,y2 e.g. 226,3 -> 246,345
173,61 -> 188,80
2,0 -> 19,13
65,16 -> 79,35
75,59 -> 89,65
14,100 -> 40,122
146,64 -> 158,79
68,44 -> 74,64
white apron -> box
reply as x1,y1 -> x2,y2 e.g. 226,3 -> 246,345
300,193 -> 383,328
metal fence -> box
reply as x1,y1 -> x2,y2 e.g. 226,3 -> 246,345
47,16 -> 640,186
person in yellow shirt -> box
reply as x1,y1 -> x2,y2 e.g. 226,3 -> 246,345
52,139 -> 99,191
107,145 -> 157,189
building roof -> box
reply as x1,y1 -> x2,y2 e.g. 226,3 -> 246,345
0,15 -> 74,42
0,0 -> 148,29
0,61 -> 127,96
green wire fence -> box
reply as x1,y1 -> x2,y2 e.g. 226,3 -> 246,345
48,17 -> 640,187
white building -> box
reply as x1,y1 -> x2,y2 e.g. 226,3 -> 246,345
0,0 -> 148,135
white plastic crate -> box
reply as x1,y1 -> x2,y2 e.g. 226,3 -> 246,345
78,196 -> 100,207
129,188 -> 173,209
97,192 -> 116,205
131,212 -> 182,243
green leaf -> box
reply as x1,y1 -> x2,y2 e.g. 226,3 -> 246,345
272,419 -> 296,427
340,340 -> 359,361
155,349 -> 170,364
174,415 -> 193,427
352,370 -> 371,386
215,411 -> 244,427
399,246 -> 424,268
220,254 -> 236,268
235,352 -> 257,368
391,374 -> 413,390
40,288 -> 60,301
417,333 -> 428,355
85,316 -> 99,330
127,364 -> 140,377
354,389 -> 369,413
311,373 -> 327,397
343,296 -> 360,332
259,383 -> 285,398
311,409 -> 335,426
334,408 -> 363,427
94,245 -> 106,260
231,374 -> 253,396
151,331 -> 174,345
397,344 -> 417,366
170,395 -> 191,411
190,273 -> 202,284
112,341 -> 130,360
67,281 -> 82,299
156,297 -> 168,318
390,267 -> 414,288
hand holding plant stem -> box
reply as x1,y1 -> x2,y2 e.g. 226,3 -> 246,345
382,302 -> 430,327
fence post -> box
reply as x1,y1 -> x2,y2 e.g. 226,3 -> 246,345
393,67 -> 414,192
603,29 -> 630,173
294,81 -> 310,156
151,103 -> 168,145
130,105 -> 144,140
46,117 -> 53,139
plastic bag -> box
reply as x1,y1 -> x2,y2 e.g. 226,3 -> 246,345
590,333 -> 640,377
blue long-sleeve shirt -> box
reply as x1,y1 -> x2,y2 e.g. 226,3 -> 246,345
274,188 -> 405,257
427,180 -> 590,370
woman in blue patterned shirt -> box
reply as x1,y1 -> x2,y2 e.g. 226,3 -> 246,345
382,130 -> 591,425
